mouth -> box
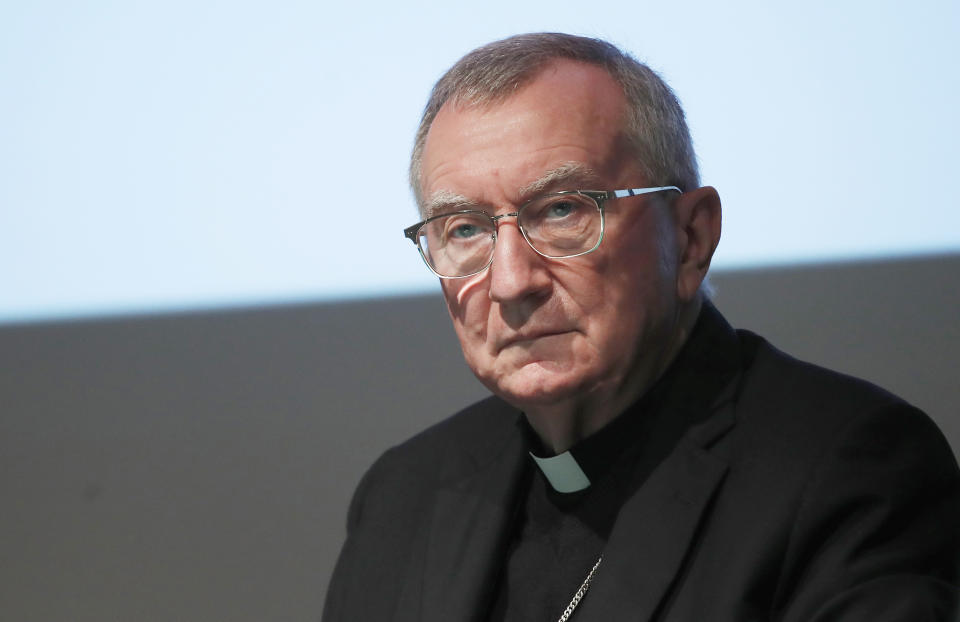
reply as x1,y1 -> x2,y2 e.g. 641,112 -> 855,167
499,330 -> 572,350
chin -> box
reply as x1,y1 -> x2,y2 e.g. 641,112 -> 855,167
483,361 -> 594,408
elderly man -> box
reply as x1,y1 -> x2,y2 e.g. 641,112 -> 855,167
323,33 -> 959,621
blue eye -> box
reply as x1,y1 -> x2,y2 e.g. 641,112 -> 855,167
442,215 -> 492,242
451,223 -> 479,238
546,200 -> 577,219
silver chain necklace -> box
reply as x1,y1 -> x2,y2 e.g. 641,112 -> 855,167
557,555 -> 602,622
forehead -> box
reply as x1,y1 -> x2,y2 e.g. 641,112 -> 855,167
422,163 -> 604,217
420,60 -> 633,208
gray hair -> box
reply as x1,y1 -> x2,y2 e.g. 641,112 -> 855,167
409,32 -> 700,214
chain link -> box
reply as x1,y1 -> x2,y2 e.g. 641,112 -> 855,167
557,556 -> 602,622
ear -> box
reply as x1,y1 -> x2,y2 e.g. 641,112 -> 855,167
672,186 -> 722,301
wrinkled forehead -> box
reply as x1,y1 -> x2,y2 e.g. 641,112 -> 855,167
421,163 -> 605,219
419,62 -> 634,216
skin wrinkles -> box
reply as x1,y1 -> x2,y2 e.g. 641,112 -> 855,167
422,190 -> 475,219
517,163 -> 601,198
423,163 -> 602,220
420,60 -> 720,453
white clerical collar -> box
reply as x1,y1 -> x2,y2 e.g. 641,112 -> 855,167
529,450 -> 591,493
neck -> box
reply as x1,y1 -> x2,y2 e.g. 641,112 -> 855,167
524,298 -> 702,454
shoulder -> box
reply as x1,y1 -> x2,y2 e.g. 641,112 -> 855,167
730,329 -> 944,448
718,329 -> 958,516
345,395 -> 520,527
324,395 -> 520,620
702,330 -> 960,616
736,328 -> 908,412
376,394 -> 519,477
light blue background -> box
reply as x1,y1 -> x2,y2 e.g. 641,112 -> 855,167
2,1 -> 958,323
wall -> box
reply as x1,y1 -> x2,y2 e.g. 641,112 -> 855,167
1,253 -> 957,621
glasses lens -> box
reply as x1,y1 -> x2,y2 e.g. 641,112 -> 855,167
520,193 -> 602,257
419,212 -> 495,277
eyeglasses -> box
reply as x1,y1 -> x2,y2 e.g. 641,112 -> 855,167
403,186 -> 681,278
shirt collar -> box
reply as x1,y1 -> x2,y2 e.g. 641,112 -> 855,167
525,302 -> 740,493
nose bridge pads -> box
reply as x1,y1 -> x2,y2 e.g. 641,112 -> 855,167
456,270 -> 488,305
492,213 -> 531,257
492,211 -> 521,233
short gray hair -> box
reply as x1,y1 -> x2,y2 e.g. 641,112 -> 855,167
409,32 -> 700,214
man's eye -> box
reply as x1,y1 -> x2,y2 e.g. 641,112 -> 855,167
545,200 -> 578,219
444,216 -> 492,241
450,222 -> 480,239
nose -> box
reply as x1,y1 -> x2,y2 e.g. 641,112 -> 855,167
488,218 -> 552,305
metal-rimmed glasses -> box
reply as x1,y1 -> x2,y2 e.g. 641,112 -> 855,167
403,186 -> 681,278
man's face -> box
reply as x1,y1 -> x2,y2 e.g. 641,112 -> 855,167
419,60 -> 685,411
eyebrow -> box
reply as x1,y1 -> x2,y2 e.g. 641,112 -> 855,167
422,190 -> 477,219
518,163 -> 603,198
422,162 -> 603,219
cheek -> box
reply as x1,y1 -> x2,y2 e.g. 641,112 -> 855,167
442,273 -> 486,321
453,272 -> 488,307
443,276 -> 493,349
583,242 -> 675,355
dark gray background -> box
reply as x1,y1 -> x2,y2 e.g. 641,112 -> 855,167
2,253 -> 958,621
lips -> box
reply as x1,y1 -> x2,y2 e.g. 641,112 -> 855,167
498,329 -> 572,350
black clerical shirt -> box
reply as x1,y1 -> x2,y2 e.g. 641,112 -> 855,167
486,304 -> 741,621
